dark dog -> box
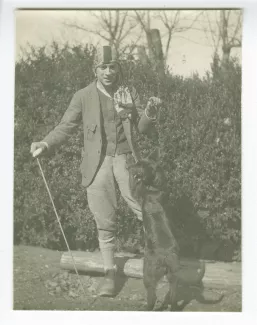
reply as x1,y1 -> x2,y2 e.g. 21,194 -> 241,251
128,149 -> 180,311
128,149 -> 225,311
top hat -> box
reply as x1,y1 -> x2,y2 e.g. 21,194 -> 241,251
94,45 -> 119,68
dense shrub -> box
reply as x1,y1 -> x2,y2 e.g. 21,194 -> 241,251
120,57 -> 241,260
14,43 -> 241,261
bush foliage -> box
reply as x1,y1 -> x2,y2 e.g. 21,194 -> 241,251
14,43 -> 241,261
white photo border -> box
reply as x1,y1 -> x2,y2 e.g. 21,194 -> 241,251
1,0 -> 257,324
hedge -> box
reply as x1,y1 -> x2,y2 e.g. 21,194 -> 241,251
14,43 -> 241,261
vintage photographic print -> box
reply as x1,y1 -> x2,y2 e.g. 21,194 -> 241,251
14,9 -> 242,311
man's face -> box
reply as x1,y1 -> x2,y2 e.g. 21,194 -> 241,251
96,63 -> 120,88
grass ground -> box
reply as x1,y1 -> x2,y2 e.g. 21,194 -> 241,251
13,245 -> 241,311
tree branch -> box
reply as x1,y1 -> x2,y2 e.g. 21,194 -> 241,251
134,11 -> 148,33
173,34 -> 214,47
101,12 -> 113,38
117,12 -> 128,41
63,22 -> 111,42
113,11 -> 120,39
229,11 -> 242,47
108,11 -> 112,31
205,11 -> 220,52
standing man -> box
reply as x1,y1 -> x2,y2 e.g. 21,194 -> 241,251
30,45 -> 160,297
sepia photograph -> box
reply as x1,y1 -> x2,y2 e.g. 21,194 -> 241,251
13,8 -> 242,312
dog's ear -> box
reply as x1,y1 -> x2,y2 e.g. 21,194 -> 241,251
147,148 -> 161,162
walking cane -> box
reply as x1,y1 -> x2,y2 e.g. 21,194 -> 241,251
33,148 -> 86,296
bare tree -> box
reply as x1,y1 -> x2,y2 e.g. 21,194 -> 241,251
63,10 -> 140,57
133,10 -> 204,65
202,10 -> 242,65
155,10 -> 204,63
133,11 -> 165,77
134,11 -> 154,59
219,10 -> 242,65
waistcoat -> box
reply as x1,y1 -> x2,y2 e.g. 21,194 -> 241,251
98,89 -> 131,156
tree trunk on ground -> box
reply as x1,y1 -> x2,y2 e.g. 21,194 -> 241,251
60,251 -> 241,288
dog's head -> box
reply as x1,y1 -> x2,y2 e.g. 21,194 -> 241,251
128,149 -> 166,193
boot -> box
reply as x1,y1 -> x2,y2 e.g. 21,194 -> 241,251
98,267 -> 116,297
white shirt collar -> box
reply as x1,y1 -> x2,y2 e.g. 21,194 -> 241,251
96,80 -> 113,99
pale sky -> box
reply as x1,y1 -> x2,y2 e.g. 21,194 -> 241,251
15,9 -> 242,77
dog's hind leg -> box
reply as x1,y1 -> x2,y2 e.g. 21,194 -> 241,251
145,285 -> 157,311
170,276 -> 178,311
143,257 -> 163,311
165,254 -> 180,311
166,272 -> 178,311
143,270 -> 157,310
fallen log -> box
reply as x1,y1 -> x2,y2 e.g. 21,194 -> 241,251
60,251 -> 241,288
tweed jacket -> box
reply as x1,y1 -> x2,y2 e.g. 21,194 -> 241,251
43,81 -> 154,187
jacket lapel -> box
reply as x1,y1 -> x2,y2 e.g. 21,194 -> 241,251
85,81 -> 101,129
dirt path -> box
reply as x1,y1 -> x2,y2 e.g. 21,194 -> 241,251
13,245 -> 241,311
